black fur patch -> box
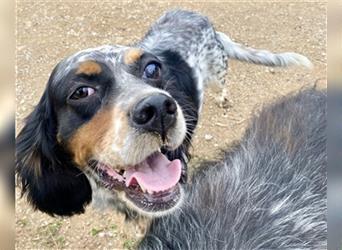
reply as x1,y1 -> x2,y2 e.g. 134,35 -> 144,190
16,75 -> 92,216
159,50 -> 199,180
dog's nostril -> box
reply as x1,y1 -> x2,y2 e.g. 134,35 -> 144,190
133,105 -> 156,125
165,99 -> 177,115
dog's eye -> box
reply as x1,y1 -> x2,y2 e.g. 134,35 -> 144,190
70,87 -> 95,100
143,62 -> 161,79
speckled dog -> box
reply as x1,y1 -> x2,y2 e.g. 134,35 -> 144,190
140,88 -> 327,249
16,9 -> 311,218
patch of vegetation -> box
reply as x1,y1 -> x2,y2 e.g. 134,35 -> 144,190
91,227 -> 103,236
46,221 -> 63,236
123,239 -> 136,250
36,220 -> 65,249
56,236 -> 65,247
90,223 -> 118,237
17,218 -> 28,227
110,224 -> 117,231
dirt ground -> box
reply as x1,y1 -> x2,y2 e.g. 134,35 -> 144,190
16,1 -> 326,249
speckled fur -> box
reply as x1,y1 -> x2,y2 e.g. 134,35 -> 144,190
139,89 -> 327,249
139,9 -> 312,105
55,9 -> 311,108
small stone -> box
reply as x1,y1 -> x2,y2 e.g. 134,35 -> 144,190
267,68 -> 275,74
204,134 -> 213,140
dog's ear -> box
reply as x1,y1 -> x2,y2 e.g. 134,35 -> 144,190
16,76 -> 92,216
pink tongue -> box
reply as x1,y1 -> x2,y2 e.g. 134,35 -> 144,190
123,152 -> 181,192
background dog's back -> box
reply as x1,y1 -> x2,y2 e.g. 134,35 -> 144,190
139,88 -> 327,250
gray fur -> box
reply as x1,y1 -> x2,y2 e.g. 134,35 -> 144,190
139,9 -> 312,94
216,31 -> 313,68
138,10 -> 228,91
139,89 -> 327,250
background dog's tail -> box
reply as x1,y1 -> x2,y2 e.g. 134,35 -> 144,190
216,31 -> 313,68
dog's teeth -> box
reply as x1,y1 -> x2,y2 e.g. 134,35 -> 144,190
140,185 -> 147,193
140,184 -> 153,194
147,189 -> 154,195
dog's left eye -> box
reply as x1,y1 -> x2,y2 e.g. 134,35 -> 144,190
70,87 -> 95,100
143,62 -> 161,80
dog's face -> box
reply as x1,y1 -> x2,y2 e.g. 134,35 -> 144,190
16,45 -> 200,217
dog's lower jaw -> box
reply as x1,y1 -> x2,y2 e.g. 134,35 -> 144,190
117,186 -> 184,218
85,158 -> 186,218
86,173 -> 139,219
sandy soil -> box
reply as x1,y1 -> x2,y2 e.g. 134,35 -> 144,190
16,1 -> 326,249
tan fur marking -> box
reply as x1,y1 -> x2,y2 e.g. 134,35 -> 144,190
124,48 -> 143,65
68,107 -> 130,168
69,108 -> 113,167
76,61 -> 102,75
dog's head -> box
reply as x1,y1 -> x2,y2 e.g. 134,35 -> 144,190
16,45 -> 200,217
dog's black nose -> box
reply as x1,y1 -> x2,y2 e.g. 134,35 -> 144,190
131,94 -> 177,137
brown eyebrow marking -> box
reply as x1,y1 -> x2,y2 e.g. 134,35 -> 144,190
76,60 -> 102,76
124,48 -> 144,65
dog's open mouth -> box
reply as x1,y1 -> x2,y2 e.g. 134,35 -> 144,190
89,151 -> 183,213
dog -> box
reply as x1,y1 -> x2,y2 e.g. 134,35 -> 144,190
16,9 -> 312,218
139,88 -> 327,249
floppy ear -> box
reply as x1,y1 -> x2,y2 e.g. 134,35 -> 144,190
16,84 -> 92,216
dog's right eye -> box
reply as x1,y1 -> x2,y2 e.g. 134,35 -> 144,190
143,62 -> 161,80
70,87 -> 95,100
